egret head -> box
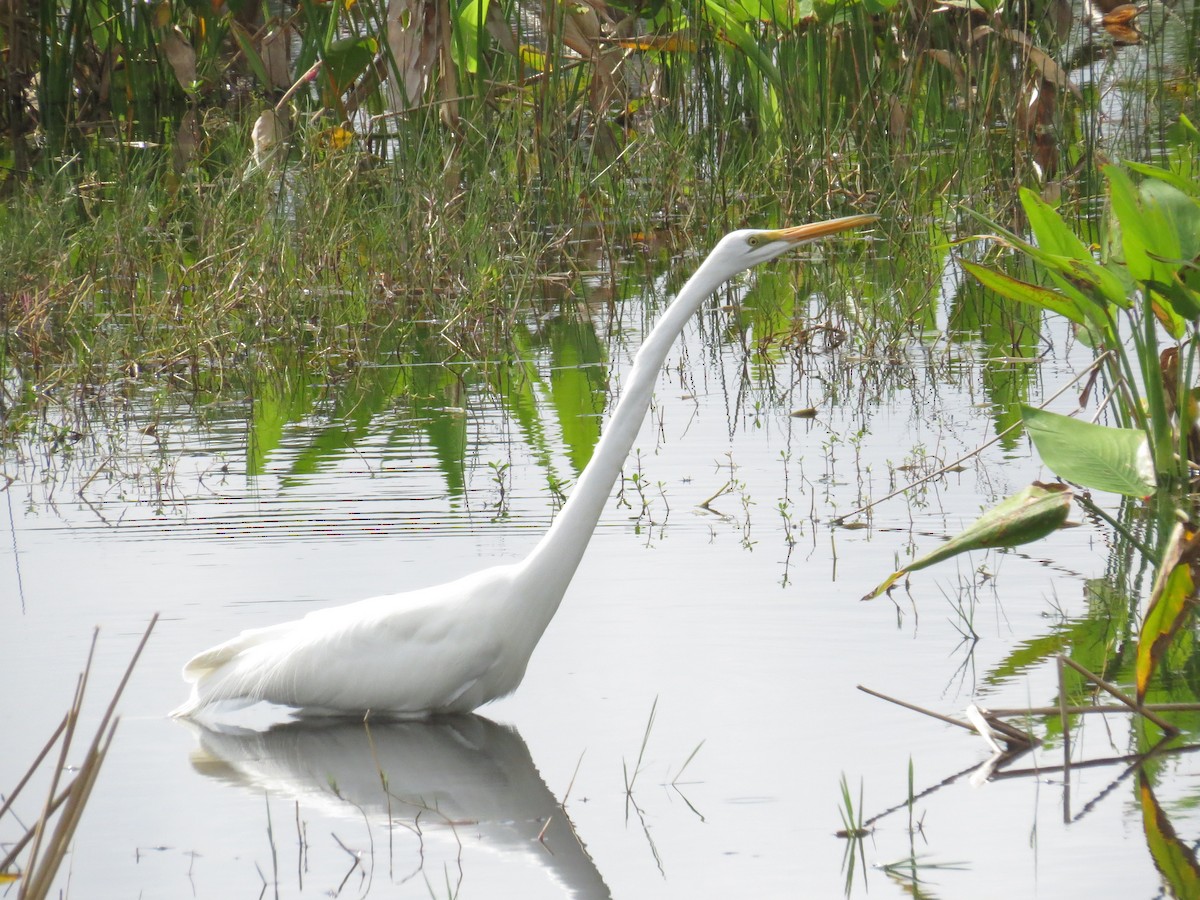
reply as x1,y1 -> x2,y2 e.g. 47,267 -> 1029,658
716,214 -> 879,274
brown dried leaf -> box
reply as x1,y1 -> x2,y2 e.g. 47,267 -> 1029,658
173,108 -> 200,173
385,0 -> 438,109
162,26 -> 197,91
926,48 -> 969,97
1002,28 -> 1081,97
261,27 -> 292,90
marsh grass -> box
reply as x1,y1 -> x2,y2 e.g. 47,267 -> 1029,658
3,0 -> 1190,523
0,103 -> 892,479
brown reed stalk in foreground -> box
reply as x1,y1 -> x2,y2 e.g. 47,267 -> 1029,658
1,615 -> 157,900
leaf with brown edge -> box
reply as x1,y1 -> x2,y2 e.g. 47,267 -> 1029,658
1136,523 -> 1200,702
862,482 -> 1072,600
1140,771 -> 1200,898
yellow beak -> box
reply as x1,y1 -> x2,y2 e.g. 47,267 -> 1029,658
761,214 -> 879,244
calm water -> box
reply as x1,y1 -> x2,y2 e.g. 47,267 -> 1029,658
1,273 -> 1191,898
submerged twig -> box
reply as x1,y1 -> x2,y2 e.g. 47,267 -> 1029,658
856,685 -> 978,736
1058,656 -> 1179,735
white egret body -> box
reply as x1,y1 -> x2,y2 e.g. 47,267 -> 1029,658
173,216 -> 875,719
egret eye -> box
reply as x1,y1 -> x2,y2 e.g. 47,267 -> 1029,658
747,235 -> 761,247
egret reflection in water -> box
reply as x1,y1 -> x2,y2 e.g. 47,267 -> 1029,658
181,714 -> 610,898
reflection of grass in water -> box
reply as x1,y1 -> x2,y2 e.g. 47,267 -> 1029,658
620,696 -> 708,877
0,616 -> 157,899
836,772 -> 870,897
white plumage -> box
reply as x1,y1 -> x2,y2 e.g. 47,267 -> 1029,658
173,216 -> 876,719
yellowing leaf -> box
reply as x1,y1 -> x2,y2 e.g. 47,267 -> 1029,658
863,482 -> 1072,600
1136,523 -> 1200,701
1140,773 -> 1200,897
961,260 -> 1089,326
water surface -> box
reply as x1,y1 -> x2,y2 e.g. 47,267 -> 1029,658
2,275 -> 1189,898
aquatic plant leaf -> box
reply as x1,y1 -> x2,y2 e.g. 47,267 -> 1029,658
1146,278 -> 1200,321
1021,405 -> 1156,496
1107,165 -> 1166,285
323,36 -> 378,91
731,0 -> 811,24
1124,162 -> 1200,200
1136,523 -> 1200,702
1139,772 -> 1200,897
1019,188 -> 1093,262
967,207 -> 1128,311
961,260 -> 1088,325
1166,114 -> 1200,161
1019,189 -> 1131,309
1141,179 -> 1200,271
862,482 -> 1072,600
455,0 -> 490,72
702,0 -> 782,91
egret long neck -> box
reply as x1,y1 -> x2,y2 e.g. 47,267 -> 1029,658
519,252 -> 733,608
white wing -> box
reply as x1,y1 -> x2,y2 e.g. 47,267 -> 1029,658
173,565 -> 522,717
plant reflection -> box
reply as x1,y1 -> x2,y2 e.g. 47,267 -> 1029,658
181,715 -> 610,899
244,309 -> 609,504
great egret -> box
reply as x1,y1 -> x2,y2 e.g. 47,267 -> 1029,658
173,215 -> 876,719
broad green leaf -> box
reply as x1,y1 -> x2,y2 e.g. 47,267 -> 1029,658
1019,188 -> 1092,263
961,260 -> 1088,325
1133,178 -> 1193,328
726,0 -> 804,24
1107,165 -> 1156,282
862,482 -> 1072,600
1015,191 -> 1132,307
454,0 -> 490,73
1146,277 -> 1200,320
1148,286 -> 1189,338
1141,179 -> 1200,264
1140,773 -> 1200,898
703,0 -> 782,92
323,36 -> 378,91
1057,255 -> 1131,309
1125,161 -> 1200,200
1021,405 -> 1156,496
966,208 -> 1128,310
1136,523 -> 1199,701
